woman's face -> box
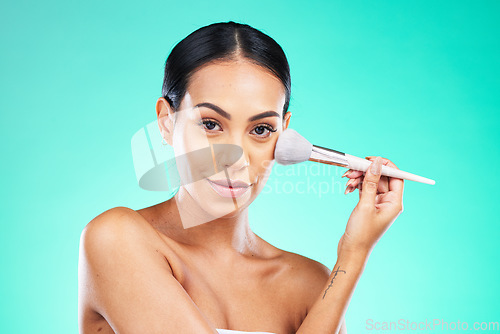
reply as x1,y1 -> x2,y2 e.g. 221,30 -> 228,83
158,59 -> 291,223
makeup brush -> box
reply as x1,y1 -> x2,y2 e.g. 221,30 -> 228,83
274,128 -> 435,185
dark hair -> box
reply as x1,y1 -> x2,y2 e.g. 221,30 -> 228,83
162,21 -> 291,118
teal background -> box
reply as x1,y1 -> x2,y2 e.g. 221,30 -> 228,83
1,0 -> 499,333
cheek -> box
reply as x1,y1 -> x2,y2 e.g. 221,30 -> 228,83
173,122 -> 209,153
251,146 -> 276,180
250,158 -> 274,198
172,122 -> 217,184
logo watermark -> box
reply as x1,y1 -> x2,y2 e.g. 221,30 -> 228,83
261,162 -> 348,198
366,318 -> 499,331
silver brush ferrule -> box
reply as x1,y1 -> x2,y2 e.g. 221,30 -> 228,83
309,145 -> 349,167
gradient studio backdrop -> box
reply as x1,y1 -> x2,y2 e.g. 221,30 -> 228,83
1,1 -> 499,333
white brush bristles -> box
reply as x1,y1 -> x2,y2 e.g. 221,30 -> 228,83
274,128 -> 313,165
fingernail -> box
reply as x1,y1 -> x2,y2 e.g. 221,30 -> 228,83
346,178 -> 354,187
371,157 -> 382,175
341,170 -> 350,178
344,186 -> 351,195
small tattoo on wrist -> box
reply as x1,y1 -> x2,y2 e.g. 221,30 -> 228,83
322,266 -> 347,299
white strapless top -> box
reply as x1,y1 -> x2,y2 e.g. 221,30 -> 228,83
216,329 -> 276,334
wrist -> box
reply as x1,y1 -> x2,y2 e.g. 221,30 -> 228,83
338,245 -> 371,265
337,231 -> 378,258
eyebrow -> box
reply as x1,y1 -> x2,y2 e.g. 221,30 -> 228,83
194,102 -> 280,122
248,111 -> 280,122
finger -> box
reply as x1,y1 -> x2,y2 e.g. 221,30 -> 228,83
359,156 -> 383,208
378,175 -> 389,193
358,175 -> 389,197
347,177 -> 363,190
345,174 -> 364,194
367,156 -> 402,196
342,169 -> 364,179
366,156 -> 394,165
344,185 -> 355,195
341,169 -> 352,178
357,174 -> 388,201
382,160 -> 404,199
346,170 -> 364,179
356,175 -> 390,193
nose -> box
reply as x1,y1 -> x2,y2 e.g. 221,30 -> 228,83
226,146 -> 249,171
211,141 -> 249,172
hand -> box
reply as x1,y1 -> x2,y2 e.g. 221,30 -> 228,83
337,156 -> 404,256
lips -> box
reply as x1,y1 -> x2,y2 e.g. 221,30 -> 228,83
207,178 -> 251,198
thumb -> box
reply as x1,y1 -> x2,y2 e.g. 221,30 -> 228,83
359,156 -> 383,208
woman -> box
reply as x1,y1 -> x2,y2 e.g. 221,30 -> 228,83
78,21 -> 404,334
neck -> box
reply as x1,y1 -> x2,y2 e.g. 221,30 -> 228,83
156,186 -> 258,258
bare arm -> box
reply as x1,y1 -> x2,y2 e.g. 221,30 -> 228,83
339,317 -> 347,334
78,207 -> 218,334
297,157 -> 404,333
297,250 -> 367,334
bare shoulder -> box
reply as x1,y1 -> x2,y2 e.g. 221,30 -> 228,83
276,250 -> 348,333
78,206 -> 171,330
80,206 -> 167,252
274,249 -> 332,310
79,205 -> 171,275
82,206 -> 151,238
78,206 -> 219,333
285,251 -> 331,289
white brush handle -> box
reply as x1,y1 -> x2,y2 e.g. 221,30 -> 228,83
345,154 -> 435,185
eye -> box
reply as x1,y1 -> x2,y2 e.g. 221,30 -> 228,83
250,124 -> 277,138
199,118 -> 222,132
